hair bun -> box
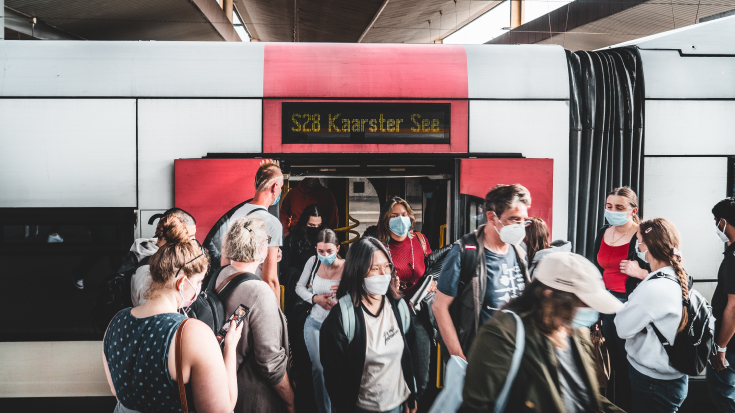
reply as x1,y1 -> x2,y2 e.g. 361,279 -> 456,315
157,215 -> 190,245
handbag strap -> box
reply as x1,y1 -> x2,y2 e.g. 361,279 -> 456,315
495,310 -> 525,413
176,318 -> 192,413
415,232 -> 429,257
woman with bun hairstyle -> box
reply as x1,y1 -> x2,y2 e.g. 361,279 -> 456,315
615,218 -> 690,413
103,215 -> 243,413
320,236 -> 418,413
589,187 -> 651,410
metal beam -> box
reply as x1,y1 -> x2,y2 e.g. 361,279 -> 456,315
1,0 -> 5,40
510,0 -> 524,29
223,0 -> 233,23
358,0 -> 390,43
3,8 -> 81,40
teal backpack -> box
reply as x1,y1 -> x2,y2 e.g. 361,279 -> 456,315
338,294 -> 411,344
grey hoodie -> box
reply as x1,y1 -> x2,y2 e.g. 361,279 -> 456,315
529,240 -> 573,277
129,238 -> 159,306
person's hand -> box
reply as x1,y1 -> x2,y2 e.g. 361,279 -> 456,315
277,248 -> 283,263
428,280 -> 437,294
223,319 -> 244,354
315,295 -> 334,310
620,260 -> 647,280
404,399 -> 417,413
711,352 -> 728,371
330,284 -> 339,294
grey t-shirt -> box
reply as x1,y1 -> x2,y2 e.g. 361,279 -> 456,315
555,337 -> 593,413
224,203 -> 283,276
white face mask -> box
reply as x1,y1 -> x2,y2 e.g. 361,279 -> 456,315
716,219 -> 730,243
635,240 -> 648,263
493,212 -> 526,246
364,273 -> 391,296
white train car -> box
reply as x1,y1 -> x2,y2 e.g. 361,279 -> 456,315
0,15 -> 733,410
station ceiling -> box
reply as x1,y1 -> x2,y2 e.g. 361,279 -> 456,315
4,0 -> 241,41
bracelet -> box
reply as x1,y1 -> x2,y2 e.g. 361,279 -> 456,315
311,294 -> 317,304
715,343 -> 727,353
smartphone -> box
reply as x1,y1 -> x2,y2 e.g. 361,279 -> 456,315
216,304 -> 250,346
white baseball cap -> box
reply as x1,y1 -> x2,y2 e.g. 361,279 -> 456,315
533,252 -> 624,314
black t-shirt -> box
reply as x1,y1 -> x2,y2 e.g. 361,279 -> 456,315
711,243 -> 735,353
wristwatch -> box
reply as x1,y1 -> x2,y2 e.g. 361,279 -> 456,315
715,343 -> 727,353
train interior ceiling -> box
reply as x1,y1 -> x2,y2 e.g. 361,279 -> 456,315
281,156 -> 454,252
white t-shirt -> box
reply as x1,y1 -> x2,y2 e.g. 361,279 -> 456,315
224,203 -> 283,276
356,298 -> 411,411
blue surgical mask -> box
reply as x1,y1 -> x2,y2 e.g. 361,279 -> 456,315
389,216 -> 411,237
272,193 -> 281,206
635,240 -> 648,263
318,252 -> 337,266
604,209 -> 630,227
572,307 -> 600,329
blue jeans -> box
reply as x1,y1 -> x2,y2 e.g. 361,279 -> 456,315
707,352 -> 735,412
629,365 -> 688,413
304,316 -> 332,413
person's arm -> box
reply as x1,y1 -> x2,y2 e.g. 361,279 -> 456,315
101,344 -> 117,398
613,296 -> 653,339
320,303 -> 351,413
248,285 -> 293,409
712,294 -> 735,370
432,245 -> 464,359
263,246 -> 281,302
295,257 -> 316,302
186,319 -> 243,413
433,292 -> 464,360
459,318 -> 516,413
620,259 -> 649,280
273,373 -> 295,413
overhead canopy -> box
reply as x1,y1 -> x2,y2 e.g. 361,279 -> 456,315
4,0 -> 241,41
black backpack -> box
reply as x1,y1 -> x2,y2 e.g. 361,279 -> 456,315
185,265 -> 260,332
92,252 -> 150,333
649,272 -> 716,376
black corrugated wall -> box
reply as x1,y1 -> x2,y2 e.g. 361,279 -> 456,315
566,47 -> 645,257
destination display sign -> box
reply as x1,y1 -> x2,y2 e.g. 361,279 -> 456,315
282,102 -> 451,144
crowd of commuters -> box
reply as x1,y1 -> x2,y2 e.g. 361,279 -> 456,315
102,159 -> 735,413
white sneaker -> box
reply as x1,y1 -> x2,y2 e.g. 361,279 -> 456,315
75,279 -> 84,290
48,234 -> 64,243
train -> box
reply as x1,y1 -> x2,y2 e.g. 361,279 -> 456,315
0,14 -> 733,411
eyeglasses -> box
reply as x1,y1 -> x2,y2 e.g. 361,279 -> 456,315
369,263 -> 394,275
503,217 -> 532,227
175,241 -> 205,278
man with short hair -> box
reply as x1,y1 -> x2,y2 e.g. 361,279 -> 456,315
708,197 -> 735,412
221,160 -> 284,302
433,184 -> 532,360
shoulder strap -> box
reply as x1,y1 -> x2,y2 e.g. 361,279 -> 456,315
217,272 -> 261,300
397,298 -> 411,335
458,232 -> 480,287
415,232 -> 429,257
308,257 -> 321,286
246,206 -> 268,216
176,318 -> 192,413
495,310 -> 525,413
339,294 -> 356,345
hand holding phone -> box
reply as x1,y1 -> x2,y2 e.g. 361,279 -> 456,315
216,305 -> 250,346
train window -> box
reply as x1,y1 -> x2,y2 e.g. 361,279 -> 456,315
0,208 -> 136,341
349,178 -> 380,237
405,178 -> 424,232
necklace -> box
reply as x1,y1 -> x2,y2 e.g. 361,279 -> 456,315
320,259 -> 342,280
609,225 -> 633,246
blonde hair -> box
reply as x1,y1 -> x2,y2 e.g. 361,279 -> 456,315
640,218 -> 688,333
224,216 -> 268,263
254,161 -> 282,193
149,215 -> 209,291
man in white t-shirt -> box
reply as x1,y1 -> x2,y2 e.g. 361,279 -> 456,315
221,161 -> 284,303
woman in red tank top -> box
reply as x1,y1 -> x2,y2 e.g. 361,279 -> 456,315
590,187 -> 650,411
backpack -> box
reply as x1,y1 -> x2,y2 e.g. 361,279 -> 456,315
202,201 -> 263,272
649,272 -> 716,376
92,253 -> 150,333
185,266 -> 260,332
338,294 -> 411,344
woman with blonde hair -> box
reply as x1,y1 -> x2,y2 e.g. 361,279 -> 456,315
615,218 -> 690,412
103,215 -> 243,413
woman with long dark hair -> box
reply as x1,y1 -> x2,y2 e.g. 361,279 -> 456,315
615,218 -> 690,412
524,217 -> 572,276
320,237 -> 418,413
283,204 -> 326,274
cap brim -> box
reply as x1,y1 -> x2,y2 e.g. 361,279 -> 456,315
576,289 -> 624,314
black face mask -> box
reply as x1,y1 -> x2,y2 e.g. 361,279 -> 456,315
305,226 -> 321,240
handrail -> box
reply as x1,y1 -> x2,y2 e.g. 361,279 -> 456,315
333,214 -> 361,244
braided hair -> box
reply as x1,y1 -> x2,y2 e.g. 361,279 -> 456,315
639,218 -> 688,332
